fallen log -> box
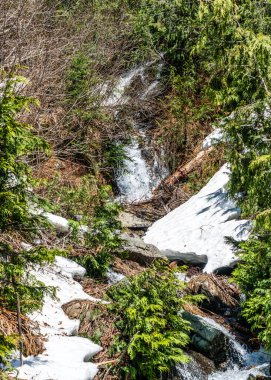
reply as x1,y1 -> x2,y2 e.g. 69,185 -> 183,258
162,146 -> 214,188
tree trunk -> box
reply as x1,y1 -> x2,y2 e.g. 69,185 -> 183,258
162,147 -> 214,188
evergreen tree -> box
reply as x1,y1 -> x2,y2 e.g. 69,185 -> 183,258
0,72 -> 60,365
107,260 -> 203,379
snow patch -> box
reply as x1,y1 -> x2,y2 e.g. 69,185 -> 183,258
202,128 -> 224,150
107,269 -> 126,284
16,256 -> 102,380
144,164 -> 252,273
17,336 -> 100,380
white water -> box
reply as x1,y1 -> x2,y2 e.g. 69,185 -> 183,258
105,65 -> 270,379
188,316 -> 270,380
201,317 -> 246,363
103,62 -> 167,203
116,138 -> 154,202
102,66 -> 145,107
177,315 -> 270,380
209,364 -> 269,380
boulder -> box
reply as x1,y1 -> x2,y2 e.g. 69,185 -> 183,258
166,351 -> 215,380
118,211 -> 151,230
183,312 -> 229,365
163,249 -> 208,266
121,233 -> 165,265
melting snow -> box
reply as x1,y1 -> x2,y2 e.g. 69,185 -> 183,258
144,164 -> 252,273
202,128 -> 224,150
15,257 -> 102,380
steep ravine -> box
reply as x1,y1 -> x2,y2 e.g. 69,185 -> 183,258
108,67 -> 271,379
11,66 -> 271,380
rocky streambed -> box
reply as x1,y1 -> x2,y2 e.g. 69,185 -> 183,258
107,62 -> 271,379
120,223 -> 271,380
9,63 -> 271,380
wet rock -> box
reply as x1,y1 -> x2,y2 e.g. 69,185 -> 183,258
162,250 -> 208,266
183,312 -> 229,365
189,350 -> 216,374
169,358 -> 208,380
165,350 -> 214,380
248,376 -> 271,379
121,233 -> 164,265
118,211 -> 151,230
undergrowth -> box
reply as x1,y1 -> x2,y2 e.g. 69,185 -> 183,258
106,260 -> 204,379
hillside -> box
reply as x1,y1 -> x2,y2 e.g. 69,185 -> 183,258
1,1 -> 271,380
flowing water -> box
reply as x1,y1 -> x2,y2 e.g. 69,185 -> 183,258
176,316 -> 270,380
106,64 -> 270,379
103,62 -> 168,203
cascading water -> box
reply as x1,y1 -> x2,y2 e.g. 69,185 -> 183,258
175,316 -> 270,380
205,317 -> 270,379
103,62 -> 168,203
116,138 -> 154,202
104,63 -> 271,379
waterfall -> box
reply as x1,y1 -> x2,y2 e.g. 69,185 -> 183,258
209,364 -> 269,380
203,317 -> 269,380
116,138 -> 154,203
103,62 -> 168,203
174,315 -> 270,380
104,64 -> 270,380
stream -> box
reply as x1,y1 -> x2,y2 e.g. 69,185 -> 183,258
104,64 -> 271,379
103,61 -> 168,203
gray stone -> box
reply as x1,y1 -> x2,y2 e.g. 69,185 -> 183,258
183,312 -> 229,365
118,212 -> 152,230
121,233 -> 165,265
163,249 -> 208,266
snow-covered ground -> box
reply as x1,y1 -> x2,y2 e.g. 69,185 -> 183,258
15,257 -> 102,380
144,164 -> 252,273
202,128 -> 224,149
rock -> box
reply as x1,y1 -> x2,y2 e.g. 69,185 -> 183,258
163,250 -> 208,266
189,350 -> 216,375
118,211 -> 151,230
248,376 -> 271,380
183,312 -> 229,365
169,359 -> 208,380
167,350 -> 215,380
202,128 -> 224,150
121,233 -> 165,265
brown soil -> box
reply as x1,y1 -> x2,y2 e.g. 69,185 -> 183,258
112,257 -> 144,277
63,300 -> 120,380
0,307 -> 44,358
33,156 -> 89,186
78,257 -> 144,299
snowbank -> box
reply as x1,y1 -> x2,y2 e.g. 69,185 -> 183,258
44,212 -> 88,235
202,128 -> 224,150
144,164 -> 252,273
16,257 -> 102,380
